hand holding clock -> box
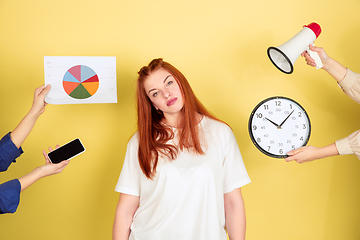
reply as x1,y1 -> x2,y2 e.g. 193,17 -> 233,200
285,143 -> 339,163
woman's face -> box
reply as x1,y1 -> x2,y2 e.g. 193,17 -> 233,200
143,68 -> 184,119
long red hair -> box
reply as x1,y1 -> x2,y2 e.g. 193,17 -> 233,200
137,58 -> 222,179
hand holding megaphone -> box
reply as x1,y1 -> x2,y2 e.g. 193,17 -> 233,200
268,22 -> 322,74
306,44 -> 323,69
302,44 -> 330,69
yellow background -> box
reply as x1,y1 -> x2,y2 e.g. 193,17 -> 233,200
1,0 -> 360,239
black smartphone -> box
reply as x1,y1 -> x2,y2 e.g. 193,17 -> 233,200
48,138 -> 85,163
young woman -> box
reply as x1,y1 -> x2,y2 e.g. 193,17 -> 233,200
286,45 -> 360,163
113,59 -> 251,240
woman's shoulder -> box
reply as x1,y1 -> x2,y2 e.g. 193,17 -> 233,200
127,131 -> 140,147
203,116 -> 233,134
202,117 -> 237,146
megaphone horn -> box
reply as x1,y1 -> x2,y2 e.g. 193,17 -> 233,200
267,22 -> 322,74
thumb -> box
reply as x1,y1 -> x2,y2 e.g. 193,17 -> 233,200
309,44 -> 322,53
54,160 -> 69,174
57,160 -> 69,167
40,84 -> 51,96
285,155 -> 294,162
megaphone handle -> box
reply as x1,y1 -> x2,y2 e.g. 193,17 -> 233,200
307,45 -> 323,69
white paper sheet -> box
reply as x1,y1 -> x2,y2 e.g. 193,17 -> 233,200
44,56 -> 117,104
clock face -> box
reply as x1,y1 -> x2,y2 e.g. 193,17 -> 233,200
248,96 -> 311,158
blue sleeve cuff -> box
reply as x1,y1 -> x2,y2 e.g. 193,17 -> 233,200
0,132 -> 23,172
0,179 -> 21,214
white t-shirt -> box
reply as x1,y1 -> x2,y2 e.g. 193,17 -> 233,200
115,117 -> 251,240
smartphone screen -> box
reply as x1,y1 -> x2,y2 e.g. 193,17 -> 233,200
48,138 -> 85,163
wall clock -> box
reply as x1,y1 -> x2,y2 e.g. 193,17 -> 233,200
248,96 -> 311,158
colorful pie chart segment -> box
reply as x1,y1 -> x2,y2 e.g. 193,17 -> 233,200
63,65 -> 99,99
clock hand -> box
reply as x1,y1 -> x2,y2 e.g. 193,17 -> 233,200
278,110 -> 295,129
265,117 -> 280,128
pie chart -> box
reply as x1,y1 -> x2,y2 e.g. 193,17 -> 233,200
63,65 -> 99,99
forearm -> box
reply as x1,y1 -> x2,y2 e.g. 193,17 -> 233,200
17,160 -> 68,192
225,189 -> 246,240
10,85 -> 50,148
113,212 -> 133,240
226,207 -> 246,240
17,167 -> 43,192
10,110 -> 41,148
315,143 -> 339,160
113,194 -> 139,240
322,58 -> 347,83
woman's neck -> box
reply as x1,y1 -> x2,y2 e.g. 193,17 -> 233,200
163,112 -> 202,128
163,112 -> 181,128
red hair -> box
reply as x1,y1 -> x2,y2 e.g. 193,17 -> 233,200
137,58 -> 222,179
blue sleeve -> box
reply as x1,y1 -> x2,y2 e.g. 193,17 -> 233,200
0,132 -> 23,172
0,179 -> 21,214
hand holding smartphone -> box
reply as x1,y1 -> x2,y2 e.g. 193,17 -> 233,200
48,138 -> 85,163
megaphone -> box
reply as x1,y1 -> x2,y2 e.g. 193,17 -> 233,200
267,22 -> 322,74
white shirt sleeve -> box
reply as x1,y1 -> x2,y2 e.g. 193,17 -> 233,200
115,133 -> 142,196
222,128 -> 251,193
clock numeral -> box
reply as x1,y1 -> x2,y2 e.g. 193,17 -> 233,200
261,126 -> 265,129
287,140 -> 291,143
290,104 -> 293,109
275,101 -> 281,106
253,125 -> 257,130
264,134 -> 269,137
292,145 -> 296,150
268,111 -> 273,115
292,116 -> 296,120
267,146 -> 271,151
264,105 -> 269,110
278,143 -> 283,146
303,124 -> 306,129
270,140 -> 274,144
295,125 -> 299,129
298,112 -> 302,117
256,113 -> 263,118
276,108 -> 281,112
292,133 -> 297,137
300,136 -> 304,141
256,137 -> 261,143
279,149 -> 283,154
